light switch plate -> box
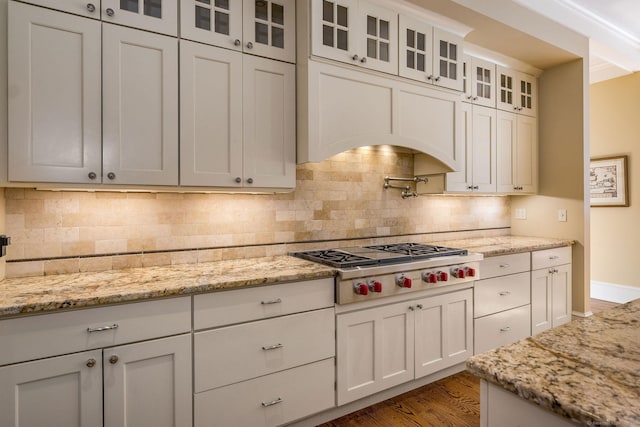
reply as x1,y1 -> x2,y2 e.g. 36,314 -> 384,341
515,208 -> 526,220
558,209 -> 567,222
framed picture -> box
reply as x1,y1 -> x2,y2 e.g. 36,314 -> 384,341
590,155 -> 629,207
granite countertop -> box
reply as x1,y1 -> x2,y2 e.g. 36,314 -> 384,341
467,299 -> 640,426
0,235 -> 573,319
0,256 -> 334,318
437,235 -> 575,257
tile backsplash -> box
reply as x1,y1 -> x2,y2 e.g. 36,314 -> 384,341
5,147 -> 510,278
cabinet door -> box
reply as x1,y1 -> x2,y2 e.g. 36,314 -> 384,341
102,0 -> 178,36
432,27 -> 463,91
8,2 -> 102,184
243,0 -> 296,63
552,264 -> 572,327
496,66 -> 517,112
336,301 -> 414,405
496,110 -> 516,192
356,1 -> 398,74
180,41 -> 243,187
514,115 -> 537,193
104,334 -> 192,427
517,72 -> 537,117
243,55 -> 296,188
531,268 -> 552,335
180,0 -> 243,50
102,24 -> 179,186
446,101 -> 473,192
415,288 -> 473,378
311,0 -> 356,64
398,14 -> 433,84
0,350 -> 102,427
472,105 -> 497,192
469,57 -> 496,107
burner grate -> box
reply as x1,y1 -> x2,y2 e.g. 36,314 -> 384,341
364,243 -> 468,258
292,249 -> 379,268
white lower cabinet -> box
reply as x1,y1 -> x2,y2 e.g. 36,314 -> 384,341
531,247 -> 573,334
336,288 -> 473,405
474,253 -> 531,354
0,297 -> 192,427
193,278 -> 336,426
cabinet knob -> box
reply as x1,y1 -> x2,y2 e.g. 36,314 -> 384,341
473,96 -> 478,101
473,185 -> 479,190
88,172 -> 97,180
109,355 -> 119,364
416,304 -> 423,310
427,75 -> 433,80
409,306 -> 415,311
246,42 -> 253,49
467,185 -> 473,190
352,54 -> 359,61
360,57 -> 367,64
235,177 -> 242,183
105,7 -> 114,16
86,3 -> 96,12
107,172 -> 116,180
434,76 -> 441,82
234,39 -> 241,46
86,358 -> 96,368
246,177 -> 254,184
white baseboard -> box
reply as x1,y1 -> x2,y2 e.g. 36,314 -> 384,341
591,281 -> 640,303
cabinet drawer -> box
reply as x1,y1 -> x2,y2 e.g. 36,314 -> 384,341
474,304 -> 531,354
194,358 -> 335,427
194,278 -> 334,330
0,297 -> 191,366
480,253 -> 530,279
531,246 -> 572,270
474,272 -> 530,318
194,307 -> 335,392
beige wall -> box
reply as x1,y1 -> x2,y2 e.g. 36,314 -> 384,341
590,73 -> 640,289
511,59 -> 590,314
5,148 -> 510,278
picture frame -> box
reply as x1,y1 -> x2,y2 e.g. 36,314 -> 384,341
590,155 -> 629,207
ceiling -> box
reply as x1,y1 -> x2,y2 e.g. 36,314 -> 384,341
513,0 -> 640,83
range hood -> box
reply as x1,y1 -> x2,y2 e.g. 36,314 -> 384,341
297,60 -> 464,172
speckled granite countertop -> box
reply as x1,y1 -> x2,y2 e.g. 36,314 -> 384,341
0,256 -> 334,318
437,235 -> 575,257
467,299 -> 640,426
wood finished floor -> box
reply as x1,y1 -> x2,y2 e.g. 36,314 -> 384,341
319,299 -> 619,427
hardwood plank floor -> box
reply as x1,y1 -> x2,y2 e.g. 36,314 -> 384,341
320,298 -> 619,427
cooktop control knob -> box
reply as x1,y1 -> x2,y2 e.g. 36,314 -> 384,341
396,274 -> 412,288
465,267 -> 476,277
354,282 -> 369,295
368,280 -> 383,293
437,271 -> 449,281
451,267 -> 466,279
422,272 -> 438,284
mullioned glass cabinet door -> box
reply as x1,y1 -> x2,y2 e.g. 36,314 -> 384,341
102,0 -> 178,36
243,0 -> 296,63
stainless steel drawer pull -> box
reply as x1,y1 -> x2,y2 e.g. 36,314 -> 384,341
261,298 -> 282,305
499,264 -> 510,268
262,343 -> 283,351
500,326 -> 511,332
261,397 -> 283,407
87,324 -> 119,333
549,255 -> 560,260
499,291 -> 511,296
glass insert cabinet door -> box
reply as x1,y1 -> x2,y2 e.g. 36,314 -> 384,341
243,0 -> 296,63
399,14 -> 434,83
432,27 -> 462,91
181,0 -> 295,63
312,0 -> 356,64
102,0 -> 178,36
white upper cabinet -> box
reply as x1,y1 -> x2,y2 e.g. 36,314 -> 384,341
102,24 -> 179,186
8,1 -> 178,186
102,0 -> 178,36
496,111 -> 538,193
399,17 -> 463,90
8,2 -> 102,184
496,66 -> 537,116
312,0 -> 397,74
180,41 -> 295,189
463,55 -> 496,108
181,0 -> 296,63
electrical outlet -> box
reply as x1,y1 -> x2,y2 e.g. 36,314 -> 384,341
515,208 -> 527,220
558,209 -> 567,222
